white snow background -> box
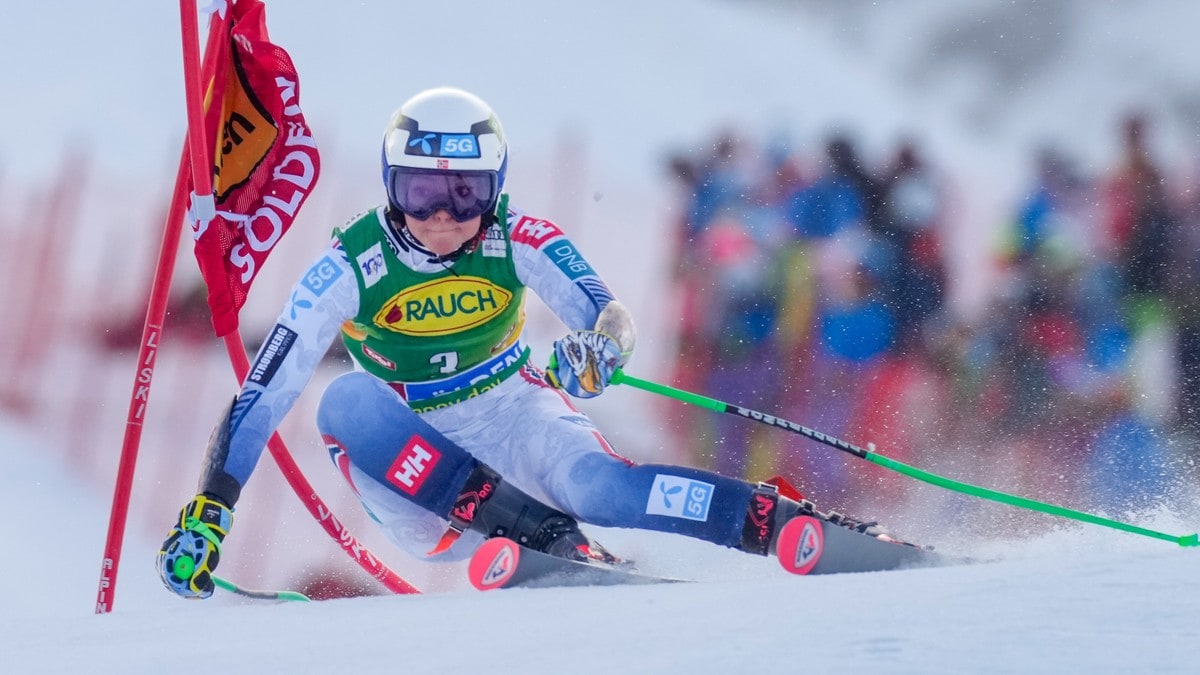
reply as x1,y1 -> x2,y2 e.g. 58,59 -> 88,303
2,1 -> 1200,673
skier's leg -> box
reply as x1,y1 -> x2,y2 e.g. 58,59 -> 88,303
556,439 -> 857,555
317,371 -> 606,562
323,435 -> 483,560
550,446 -> 765,549
515,376 -> 870,556
498,376 -> 755,545
317,372 -> 478,519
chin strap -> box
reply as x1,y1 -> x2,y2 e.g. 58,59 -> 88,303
385,203 -> 498,264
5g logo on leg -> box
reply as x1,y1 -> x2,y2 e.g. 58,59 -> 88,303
646,474 -> 714,522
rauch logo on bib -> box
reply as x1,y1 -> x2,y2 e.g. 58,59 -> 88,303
374,276 -> 512,336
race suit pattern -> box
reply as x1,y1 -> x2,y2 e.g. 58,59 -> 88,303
221,203 -> 615,508
218,201 -> 755,561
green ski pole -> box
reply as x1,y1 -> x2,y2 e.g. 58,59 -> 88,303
611,369 -> 1198,547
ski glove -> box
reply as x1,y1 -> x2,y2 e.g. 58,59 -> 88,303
546,330 -> 622,399
157,494 -> 233,599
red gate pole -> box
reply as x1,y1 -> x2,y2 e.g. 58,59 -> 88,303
98,3 -> 419,612
94,2 -> 228,614
220,335 -> 422,594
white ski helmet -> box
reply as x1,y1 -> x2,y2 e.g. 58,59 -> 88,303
381,87 -> 507,222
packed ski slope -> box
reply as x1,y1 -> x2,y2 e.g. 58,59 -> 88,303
3,415 -> 1198,673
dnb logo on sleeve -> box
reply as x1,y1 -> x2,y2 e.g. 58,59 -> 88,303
646,474 -> 714,522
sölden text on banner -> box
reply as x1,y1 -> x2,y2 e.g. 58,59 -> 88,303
190,0 -> 320,337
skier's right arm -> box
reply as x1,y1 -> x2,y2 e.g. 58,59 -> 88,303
158,240 -> 360,599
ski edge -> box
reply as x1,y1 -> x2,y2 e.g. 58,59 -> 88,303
776,515 -> 951,575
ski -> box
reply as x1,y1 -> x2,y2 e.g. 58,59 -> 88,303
469,517 -> 950,592
213,575 -> 311,602
468,537 -> 685,590
775,514 -> 946,575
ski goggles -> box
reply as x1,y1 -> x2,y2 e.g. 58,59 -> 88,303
386,166 -> 498,222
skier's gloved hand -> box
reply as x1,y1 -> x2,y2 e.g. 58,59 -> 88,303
546,330 -> 622,398
157,494 -> 233,599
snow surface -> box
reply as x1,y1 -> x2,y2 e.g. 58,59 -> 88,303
4,1 -> 1200,672
4,413 -> 1199,674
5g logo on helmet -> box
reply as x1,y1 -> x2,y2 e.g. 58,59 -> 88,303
405,132 -> 481,158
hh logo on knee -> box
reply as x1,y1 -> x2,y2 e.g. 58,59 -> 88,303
645,475 -> 714,521
387,438 -> 442,495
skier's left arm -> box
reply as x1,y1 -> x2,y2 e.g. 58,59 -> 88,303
508,211 -> 635,398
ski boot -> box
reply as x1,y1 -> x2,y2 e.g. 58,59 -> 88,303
440,463 -> 622,566
739,477 -> 904,556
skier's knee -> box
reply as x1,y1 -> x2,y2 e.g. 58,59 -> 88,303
317,371 -> 389,438
560,453 -> 643,526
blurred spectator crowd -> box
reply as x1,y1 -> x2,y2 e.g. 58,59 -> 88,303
663,113 -> 1200,523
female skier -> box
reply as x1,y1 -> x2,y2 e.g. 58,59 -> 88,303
158,87 -> 879,598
